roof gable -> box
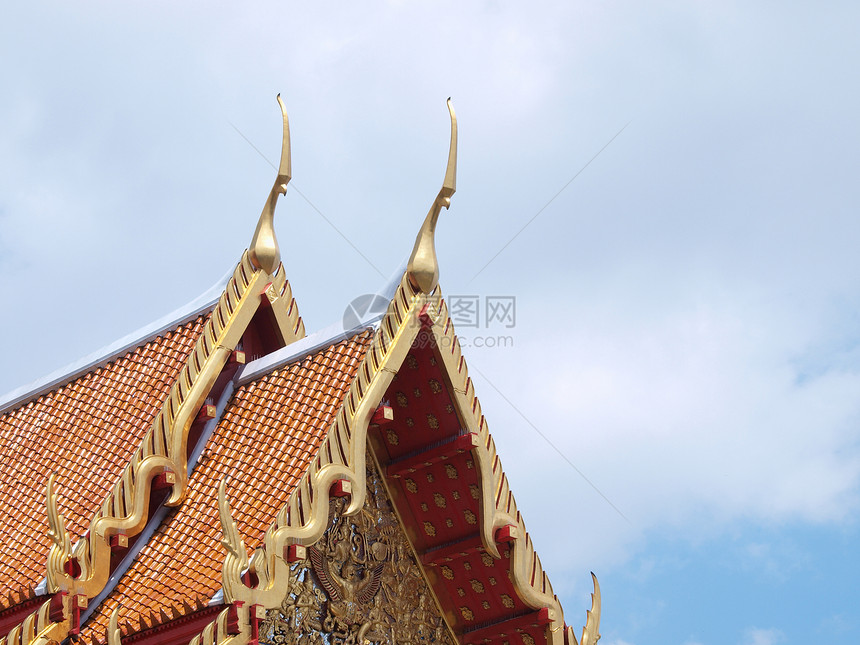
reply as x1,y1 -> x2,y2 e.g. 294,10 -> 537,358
194,271 -> 597,645
0,97 -> 599,645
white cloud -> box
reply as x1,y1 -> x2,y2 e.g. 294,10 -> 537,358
2,2 -> 860,643
740,627 -> 783,645
462,277 -> 860,582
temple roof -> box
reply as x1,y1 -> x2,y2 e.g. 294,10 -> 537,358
81,330 -> 373,642
0,97 -> 598,645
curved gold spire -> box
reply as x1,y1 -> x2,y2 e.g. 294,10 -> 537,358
570,573 -> 601,645
407,98 -> 458,293
249,94 -> 292,275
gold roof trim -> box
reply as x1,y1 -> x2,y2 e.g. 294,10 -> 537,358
406,99 -> 457,294
54,251 -> 302,602
2,600 -> 58,645
1,100 -> 306,645
191,275 -> 591,645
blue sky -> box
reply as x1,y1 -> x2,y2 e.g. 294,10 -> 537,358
1,2 -> 859,644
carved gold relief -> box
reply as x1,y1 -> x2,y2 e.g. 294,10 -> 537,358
260,464 -> 454,645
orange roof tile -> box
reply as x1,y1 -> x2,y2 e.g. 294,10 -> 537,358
81,331 -> 373,642
0,314 -> 209,607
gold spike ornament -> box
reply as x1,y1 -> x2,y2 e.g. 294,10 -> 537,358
407,98 -> 458,294
249,94 -> 292,275
570,573 -> 601,645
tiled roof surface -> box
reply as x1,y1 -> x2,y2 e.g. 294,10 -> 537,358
0,315 -> 209,606
82,331 -> 373,642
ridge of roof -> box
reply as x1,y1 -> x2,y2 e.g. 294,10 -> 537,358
0,267 -> 232,415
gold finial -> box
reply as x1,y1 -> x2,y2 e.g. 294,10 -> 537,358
249,94 -> 292,275
407,98 -> 458,293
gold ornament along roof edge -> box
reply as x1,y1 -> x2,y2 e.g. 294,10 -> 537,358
188,101 -> 598,645
192,270 -> 599,645
2,252 -> 305,645
0,97 -> 306,645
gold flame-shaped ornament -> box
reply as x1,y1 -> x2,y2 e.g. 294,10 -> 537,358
218,476 -> 250,603
249,94 -> 292,275
107,605 -> 122,645
406,98 -> 458,294
570,573 -> 601,645
46,473 -> 72,593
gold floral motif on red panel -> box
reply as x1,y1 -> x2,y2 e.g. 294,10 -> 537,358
260,460 -> 454,645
